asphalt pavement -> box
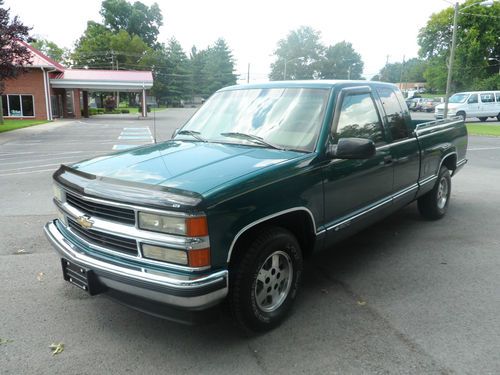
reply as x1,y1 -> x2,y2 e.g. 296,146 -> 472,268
0,109 -> 499,374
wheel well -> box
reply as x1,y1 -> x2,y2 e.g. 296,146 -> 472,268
442,153 -> 457,172
229,210 -> 316,266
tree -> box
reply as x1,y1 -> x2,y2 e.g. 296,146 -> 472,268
201,38 -> 237,96
72,22 -> 151,70
72,21 -> 113,68
0,0 -> 32,124
374,58 -> 427,83
189,46 -> 208,98
418,0 -> 500,91
31,38 -> 69,64
100,0 -> 163,46
320,41 -> 363,80
269,26 -> 324,80
163,39 -> 190,104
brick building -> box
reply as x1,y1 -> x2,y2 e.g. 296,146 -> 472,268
1,42 -> 153,120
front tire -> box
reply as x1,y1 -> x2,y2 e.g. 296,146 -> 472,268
229,227 -> 303,333
479,117 -> 488,122
418,166 -> 451,220
456,111 -> 466,121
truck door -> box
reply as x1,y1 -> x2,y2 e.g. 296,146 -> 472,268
376,87 -> 420,207
322,87 -> 393,247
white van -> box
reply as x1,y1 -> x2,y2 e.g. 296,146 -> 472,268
435,91 -> 500,121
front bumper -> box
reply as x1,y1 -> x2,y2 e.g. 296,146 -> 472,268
44,221 -> 228,314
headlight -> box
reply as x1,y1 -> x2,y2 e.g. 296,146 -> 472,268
138,212 -> 208,237
53,184 -> 64,202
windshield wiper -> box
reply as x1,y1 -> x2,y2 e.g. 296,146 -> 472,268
176,130 -> 207,142
220,132 -> 281,150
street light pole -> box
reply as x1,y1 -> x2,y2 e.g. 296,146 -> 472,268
283,57 -> 303,80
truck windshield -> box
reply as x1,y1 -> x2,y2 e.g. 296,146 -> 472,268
177,88 -> 330,152
449,93 -> 469,103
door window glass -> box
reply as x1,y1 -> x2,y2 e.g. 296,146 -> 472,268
334,93 -> 385,145
496,93 -> 500,102
468,94 -> 478,104
377,87 -> 409,141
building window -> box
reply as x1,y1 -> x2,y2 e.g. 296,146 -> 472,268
1,94 -> 35,117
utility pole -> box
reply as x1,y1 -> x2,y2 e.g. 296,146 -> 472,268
444,2 -> 459,119
347,65 -> 351,80
399,55 -> 405,90
247,63 -> 250,83
384,55 -> 389,81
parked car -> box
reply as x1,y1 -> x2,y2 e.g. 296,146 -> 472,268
420,98 -> 441,113
45,81 -> 468,332
406,97 -> 424,111
435,91 -> 500,121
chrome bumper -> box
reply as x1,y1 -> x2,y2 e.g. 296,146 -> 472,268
44,220 -> 228,311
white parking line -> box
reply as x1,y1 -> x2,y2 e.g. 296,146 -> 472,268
0,162 -> 77,173
0,168 -> 56,177
468,147 -> 500,151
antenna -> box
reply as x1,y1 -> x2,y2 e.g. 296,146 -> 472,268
153,103 -> 157,144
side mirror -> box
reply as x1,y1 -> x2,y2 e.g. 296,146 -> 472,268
171,128 -> 179,139
327,137 -> 376,159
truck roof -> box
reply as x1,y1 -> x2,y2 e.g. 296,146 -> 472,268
220,80 -> 399,91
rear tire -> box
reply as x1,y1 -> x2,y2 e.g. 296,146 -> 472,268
479,117 -> 488,122
418,166 -> 451,220
497,114 -> 500,121
229,227 -> 303,334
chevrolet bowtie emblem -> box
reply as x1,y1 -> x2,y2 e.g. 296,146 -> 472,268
77,215 -> 94,229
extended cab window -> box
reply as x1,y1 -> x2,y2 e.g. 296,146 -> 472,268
377,88 -> 409,141
333,93 -> 385,145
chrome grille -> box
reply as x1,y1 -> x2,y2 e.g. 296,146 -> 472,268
68,218 -> 138,256
66,193 -> 135,225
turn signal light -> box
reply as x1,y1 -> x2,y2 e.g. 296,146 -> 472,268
186,216 -> 208,237
188,248 -> 210,267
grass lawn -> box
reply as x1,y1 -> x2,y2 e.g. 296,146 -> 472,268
0,119 -> 49,133
466,124 -> 500,137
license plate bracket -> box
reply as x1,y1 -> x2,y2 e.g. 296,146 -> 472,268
61,259 -> 102,295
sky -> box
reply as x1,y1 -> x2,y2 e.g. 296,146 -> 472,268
4,0 -> 451,82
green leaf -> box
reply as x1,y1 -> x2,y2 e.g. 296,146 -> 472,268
49,343 -> 64,356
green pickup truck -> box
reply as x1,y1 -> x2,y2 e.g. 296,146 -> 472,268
44,81 -> 467,332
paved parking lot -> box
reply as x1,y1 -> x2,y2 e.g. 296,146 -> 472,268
1,109 -> 499,374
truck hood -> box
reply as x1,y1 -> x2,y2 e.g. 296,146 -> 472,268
72,140 -> 305,195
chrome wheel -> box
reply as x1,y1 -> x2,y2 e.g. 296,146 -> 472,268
254,250 -> 293,312
437,177 -> 449,209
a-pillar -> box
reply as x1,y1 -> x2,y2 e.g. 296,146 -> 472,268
82,90 -> 89,118
141,89 -> 147,117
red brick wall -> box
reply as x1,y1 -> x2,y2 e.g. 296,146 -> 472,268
2,68 -> 48,120
73,89 -> 81,119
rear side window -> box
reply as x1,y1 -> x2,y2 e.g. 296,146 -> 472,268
377,87 -> 409,141
496,93 -> 500,102
334,93 -> 385,145
480,93 -> 495,103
